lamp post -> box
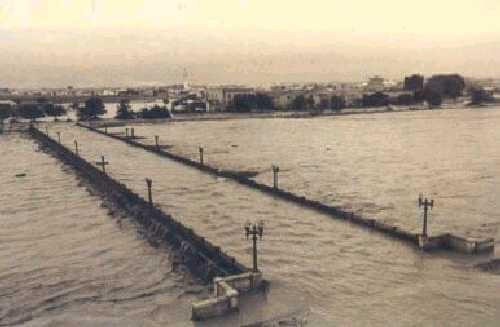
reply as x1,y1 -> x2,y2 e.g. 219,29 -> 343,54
146,178 -> 153,208
418,193 -> 434,238
199,146 -> 204,166
272,165 -> 280,189
155,135 -> 160,150
245,221 -> 264,273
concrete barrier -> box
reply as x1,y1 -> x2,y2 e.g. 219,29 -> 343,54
77,123 -> 495,255
28,125 -> 249,282
192,271 -> 263,321
418,234 -> 494,254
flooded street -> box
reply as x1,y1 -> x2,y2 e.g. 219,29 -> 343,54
2,108 -> 500,326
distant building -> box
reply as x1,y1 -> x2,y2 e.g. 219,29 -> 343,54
366,76 -> 385,92
426,74 -> 465,98
404,74 -> 424,91
207,87 -> 255,111
273,91 -> 303,110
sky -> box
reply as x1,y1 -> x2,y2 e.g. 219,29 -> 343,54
1,0 -> 500,87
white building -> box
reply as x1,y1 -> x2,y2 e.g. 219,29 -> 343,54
206,87 -> 255,111
366,76 -> 385,92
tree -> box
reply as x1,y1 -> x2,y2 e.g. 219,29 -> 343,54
44,103 -> 67,119
0,103 -> 13,120
291,95 -> 306,110
331,95 -> 346,111
362,92 -> 389,107
229,93 -> 274,112
138,105 -> 171,119
18,103 -> 45,120
306,95 -> 315,110
425,74 -> 465,99
116,99 -> 134,119
424,90 -> 442,108
319,98 -> 329,110
78,96 -> 106,120
470,87 -> 494,105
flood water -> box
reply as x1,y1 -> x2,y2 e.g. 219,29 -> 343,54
2,108 -> 500,326
0,133 -> 202,326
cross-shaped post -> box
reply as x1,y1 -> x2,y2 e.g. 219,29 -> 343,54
244,221 -> 264,273
95,155 -> 109,174
418,193 -> 434,238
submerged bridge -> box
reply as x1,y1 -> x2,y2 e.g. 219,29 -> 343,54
77,122 -> 495,255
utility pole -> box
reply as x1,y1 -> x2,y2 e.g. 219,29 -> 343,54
95,155 -> 109,174
244,221 -> 264,273
146,178 -> 153,207
418,193 -> 434,238
272,165 -> 280,189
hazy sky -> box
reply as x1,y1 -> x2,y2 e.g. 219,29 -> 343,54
1,0 -> 500,87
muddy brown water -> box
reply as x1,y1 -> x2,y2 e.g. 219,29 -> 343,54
2,108 -> 500,326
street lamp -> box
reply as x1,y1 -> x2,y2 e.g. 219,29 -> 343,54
245,220 -> 264,273
418,193 -> 434,238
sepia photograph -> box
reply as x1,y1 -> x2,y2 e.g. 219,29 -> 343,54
1,1 -> 499,326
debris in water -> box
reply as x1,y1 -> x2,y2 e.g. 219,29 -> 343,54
15,173 -> 26,178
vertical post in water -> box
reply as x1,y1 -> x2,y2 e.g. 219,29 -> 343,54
125,128 -> 129,138
101,156 -> 106,174
272,165 -> 280,189
245,221 -> 264,273
74,140 -> 79,155
96,155 -> 109,174
146,178 -> 153,208
104,126 -> 108,134
418,194 -> 434,238
199,146 -> 204,166
155,135 -> 160,150
131,128 -> 135,139
45,126 -> 49,136
56,131 -> 61,144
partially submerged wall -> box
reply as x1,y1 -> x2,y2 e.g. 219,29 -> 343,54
29,125 -> 249,282
76,123 -> 495,255
192,272 -> 263,321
